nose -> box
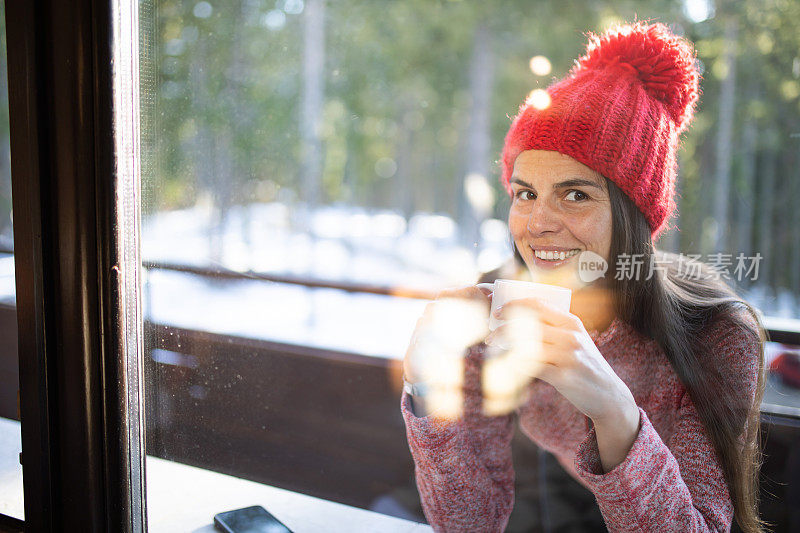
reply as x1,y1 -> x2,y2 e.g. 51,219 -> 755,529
526,198 -> 562,235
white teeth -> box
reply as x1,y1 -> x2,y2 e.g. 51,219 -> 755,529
534,249 -> 580,261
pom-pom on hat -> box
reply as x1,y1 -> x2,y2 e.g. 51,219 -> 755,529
501,22 -> 700,240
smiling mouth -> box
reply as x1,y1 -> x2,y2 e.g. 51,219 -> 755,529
532,248 -> 581,262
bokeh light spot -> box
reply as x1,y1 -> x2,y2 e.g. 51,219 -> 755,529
526,89 -> 551,110
529,55 -> 552,76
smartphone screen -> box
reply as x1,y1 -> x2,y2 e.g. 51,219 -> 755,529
213,505 -> 293,533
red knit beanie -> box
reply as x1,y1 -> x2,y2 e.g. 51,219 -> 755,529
501,22 -> 700,240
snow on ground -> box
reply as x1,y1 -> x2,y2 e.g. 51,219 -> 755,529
140,202 -> 512,359
1,201 -> 799,360
144,269 -> 428,359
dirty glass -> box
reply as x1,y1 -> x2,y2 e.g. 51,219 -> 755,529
139,1 -> 800,531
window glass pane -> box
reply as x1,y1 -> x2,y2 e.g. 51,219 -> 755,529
0,0 -> 23,522
140,1 -> 800,531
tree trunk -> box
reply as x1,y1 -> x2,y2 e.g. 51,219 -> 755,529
735,102 -> 757,260
211,129 -> 234,264
394,99 -> 415,218
713,17 -> 738,253
459,22 -> 494,249
188,28 -> 219,262
301,0 -> 326,211
206,3 -> 249,266
757,145 -> 777,288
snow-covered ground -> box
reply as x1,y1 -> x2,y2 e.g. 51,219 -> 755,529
144,269 -> 428,359
1,201 -> 799,360
140,202 -> 513,359
141,201 -> 510,287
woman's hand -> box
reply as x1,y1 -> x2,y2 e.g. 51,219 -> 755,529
486,298 -> 638,426
403,285 -> 491,417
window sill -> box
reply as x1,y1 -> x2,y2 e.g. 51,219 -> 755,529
0,417 -> 429,531
0,417 -> 23,522
146,455 -> 430,532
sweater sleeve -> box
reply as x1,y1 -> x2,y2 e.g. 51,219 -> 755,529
401,344 -> 516,533
571,316 -> 761,533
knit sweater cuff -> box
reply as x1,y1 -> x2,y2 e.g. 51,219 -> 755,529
573,407 -> 667,501
401,390 -> 466,450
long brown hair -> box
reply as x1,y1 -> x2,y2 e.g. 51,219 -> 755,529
509,178 -> 768,532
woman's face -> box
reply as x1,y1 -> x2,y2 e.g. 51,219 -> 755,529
508,150 -> 613,278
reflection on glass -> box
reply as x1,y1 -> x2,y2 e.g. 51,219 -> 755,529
139,1 -> 800,531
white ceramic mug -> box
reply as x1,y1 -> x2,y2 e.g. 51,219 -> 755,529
477,279 -> 572,331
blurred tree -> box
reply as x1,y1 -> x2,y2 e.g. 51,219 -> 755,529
459,21 -> 494,248
711,16 -> 737,254
300,0 -> 325,211
142,0 -> 800,312
733,79 -> 758,262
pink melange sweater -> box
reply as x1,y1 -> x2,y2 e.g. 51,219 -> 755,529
401,315 -> 761,532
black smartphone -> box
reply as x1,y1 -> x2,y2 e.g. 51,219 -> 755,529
213,505 -> 293,533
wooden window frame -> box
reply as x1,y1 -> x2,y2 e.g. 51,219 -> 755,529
5,0 -> 144,530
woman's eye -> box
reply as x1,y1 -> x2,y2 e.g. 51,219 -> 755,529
565,190 -> 589,202
516,190 -> 535,201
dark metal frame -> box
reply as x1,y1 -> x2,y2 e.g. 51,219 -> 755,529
5,0 -> 143,531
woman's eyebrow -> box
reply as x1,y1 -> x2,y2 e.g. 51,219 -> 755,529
510,177 -> 603,190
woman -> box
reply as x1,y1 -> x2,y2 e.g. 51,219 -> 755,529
401,22 -> 767,533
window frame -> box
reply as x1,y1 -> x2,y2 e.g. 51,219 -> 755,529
5,0 -> 145,530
